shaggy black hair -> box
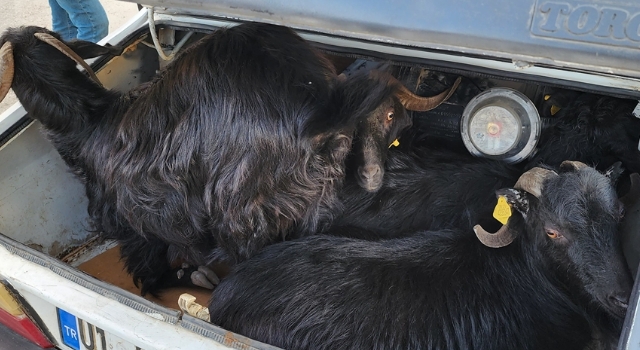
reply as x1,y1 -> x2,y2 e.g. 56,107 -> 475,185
1,22 -> 413,294
527,92 -> 640,173
335,146 -> 522,238
209,163 -> 632,350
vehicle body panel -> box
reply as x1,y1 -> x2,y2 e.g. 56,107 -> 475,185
0,2 -> 639,349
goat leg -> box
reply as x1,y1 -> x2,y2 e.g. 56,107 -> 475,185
174,263 -> 220,290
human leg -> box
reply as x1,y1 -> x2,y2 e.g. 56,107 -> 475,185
48,0 -> 78,41
54,0 -> 109,43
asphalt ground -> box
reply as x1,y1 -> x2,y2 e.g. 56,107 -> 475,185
0,0 -> 139,115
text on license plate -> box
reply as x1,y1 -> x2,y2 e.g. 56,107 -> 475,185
57,308 -> 144,350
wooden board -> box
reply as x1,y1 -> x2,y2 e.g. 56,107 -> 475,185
77,246 -> 215,311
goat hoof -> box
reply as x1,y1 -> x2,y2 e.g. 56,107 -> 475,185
197,266 -> 220,285
174,264 -> 219,289
176,262 -> 191,280
191,267 -> 219,289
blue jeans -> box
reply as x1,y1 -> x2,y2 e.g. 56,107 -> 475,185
49,0 -> 109,43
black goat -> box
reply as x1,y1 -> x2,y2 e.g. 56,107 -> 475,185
527,92 -> 640,173
0,23 -> 454,294
334,146 -> 523,238
333,90 -> 640,240
209,161 -> 632,350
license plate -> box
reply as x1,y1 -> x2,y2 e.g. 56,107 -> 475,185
56,308 -> 144,350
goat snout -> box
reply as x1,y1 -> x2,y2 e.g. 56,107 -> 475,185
358,164 -> 383,192
605,292 -> 630,318
359,164 -> 381,181
608,293 -> 629,309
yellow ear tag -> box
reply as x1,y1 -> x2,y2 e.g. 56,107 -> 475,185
550,105 -> 561,116
389,139 -> 400,148
544,94 -> 551,101
493,196 -> 512,225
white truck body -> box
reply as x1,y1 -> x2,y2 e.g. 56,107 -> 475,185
1,2 -> 640,349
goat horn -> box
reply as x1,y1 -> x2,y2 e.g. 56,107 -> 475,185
473,222 -> 515,248
395,76 -> 462,112
514,167 -> 558,198
621,173 -> 640,208
0,42 -> 14,103
473,166 -> 557,248
34,33 -> 103,87
560,160 -> 588,171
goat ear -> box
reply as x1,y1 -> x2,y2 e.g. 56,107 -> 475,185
65,40 -> 124,59
495,188 -> 530,216
309,131 -> 352,162
326,133 -> 352,163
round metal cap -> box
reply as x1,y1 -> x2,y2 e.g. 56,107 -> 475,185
461,88 -> 540,163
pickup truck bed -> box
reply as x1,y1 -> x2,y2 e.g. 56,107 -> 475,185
1,6 -> 640,350
75,244 -> 217,311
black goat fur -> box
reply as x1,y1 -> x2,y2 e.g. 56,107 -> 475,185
1,23 -> 413,294
527,92 -> 640,173
340,90 -> 640,241
209,164 -> 632,350
334,146 -> 522,238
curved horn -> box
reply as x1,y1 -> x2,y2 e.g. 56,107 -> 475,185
474,166 -> 559,248
0,42 -> 14,103
473,222 -> 515,248
33,33 -> 103,87
395,76 -> 462,112
514,167 -> 558,198
560,160 -> 588,171
621,173 -> 640,208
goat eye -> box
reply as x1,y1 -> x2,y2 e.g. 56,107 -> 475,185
387,112 -> 394,121
546,229 -> 562,239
